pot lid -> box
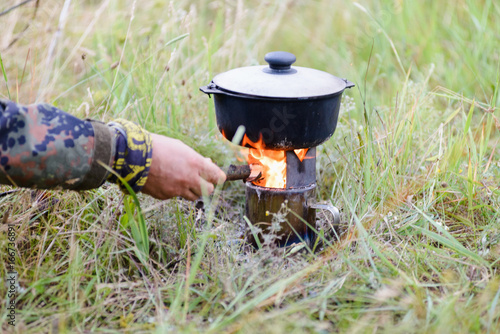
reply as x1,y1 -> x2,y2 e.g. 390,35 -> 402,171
212,51 -> 353,99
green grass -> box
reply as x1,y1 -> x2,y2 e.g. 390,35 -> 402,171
1,0 -> 500,332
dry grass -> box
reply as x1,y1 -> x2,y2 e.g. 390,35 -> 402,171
1,0 -> 500,333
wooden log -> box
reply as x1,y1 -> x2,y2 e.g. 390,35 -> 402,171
225,164 -> 263,182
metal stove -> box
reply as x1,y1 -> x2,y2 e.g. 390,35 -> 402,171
201,51 -> 354,247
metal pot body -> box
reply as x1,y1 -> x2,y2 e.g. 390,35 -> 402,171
208,89 -> 343,150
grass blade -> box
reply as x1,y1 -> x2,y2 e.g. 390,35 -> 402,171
412,207 -> 488,266
0,52 -> 11,99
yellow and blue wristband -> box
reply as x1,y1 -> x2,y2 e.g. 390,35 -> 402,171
107,119 -> 153,193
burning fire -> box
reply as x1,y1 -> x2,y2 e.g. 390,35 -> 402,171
248,149 -> 286,188
294,149 -> 309,162
240,134 -> 309,188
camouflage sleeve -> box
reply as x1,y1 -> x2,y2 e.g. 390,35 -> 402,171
0,99 -> 115,190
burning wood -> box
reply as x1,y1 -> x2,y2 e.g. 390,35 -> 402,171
240,134 -> 311,188
221,133 -> 312,188
248,148 -> 286,188
225,164 -> 263,183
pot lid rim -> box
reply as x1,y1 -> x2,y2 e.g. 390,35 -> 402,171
212,65 -> 350,99
208,81 -> 346,100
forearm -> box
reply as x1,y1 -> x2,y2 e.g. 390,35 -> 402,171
0,99 -> 223,200
0,99 -> 115,190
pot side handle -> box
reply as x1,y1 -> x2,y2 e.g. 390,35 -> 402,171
200,83 -> 224,97
342,78 -> 355,89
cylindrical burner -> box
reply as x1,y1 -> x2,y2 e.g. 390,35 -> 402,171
245,182 -> 316,247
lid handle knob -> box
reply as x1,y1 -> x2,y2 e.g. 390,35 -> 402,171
264,51 -> 296,71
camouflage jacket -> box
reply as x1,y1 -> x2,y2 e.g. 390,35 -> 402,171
0,99 -> 152,192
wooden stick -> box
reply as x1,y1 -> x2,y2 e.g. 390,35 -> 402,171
225,164 -> 263,182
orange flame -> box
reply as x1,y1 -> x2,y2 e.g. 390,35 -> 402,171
248,149 -> 286,188
241,133 -> 265,149
293,149 -> 309,162
239,134 -> 285,188
221,131 -> 310,188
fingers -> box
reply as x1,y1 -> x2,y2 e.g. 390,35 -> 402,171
181,176 -> 215,201
143,133 -> 226,202
200,157 -> 226,185
180,159 -> 221,201
199,177 -> 215,196
183,189 -> 199,202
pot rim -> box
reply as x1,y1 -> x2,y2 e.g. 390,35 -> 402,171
204,82 -> 347,101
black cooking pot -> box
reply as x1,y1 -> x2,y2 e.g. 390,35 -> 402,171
200,51 -> 354,150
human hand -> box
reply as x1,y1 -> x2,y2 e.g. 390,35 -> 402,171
141,134 -> 226,201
